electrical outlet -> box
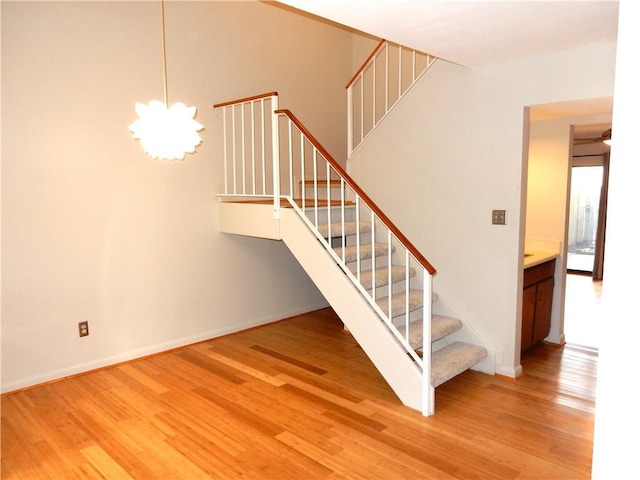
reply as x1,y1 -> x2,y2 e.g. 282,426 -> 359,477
492,209 -> 507,225
78,321 -> 89,337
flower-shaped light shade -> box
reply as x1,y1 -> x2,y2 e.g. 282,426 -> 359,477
129,100 -> 204,160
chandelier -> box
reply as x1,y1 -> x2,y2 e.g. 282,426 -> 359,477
129,1 -> 203,160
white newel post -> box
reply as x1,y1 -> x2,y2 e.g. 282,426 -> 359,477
347,86 -> 354,155
271,95 -> 280,219
423,270 -> 434,416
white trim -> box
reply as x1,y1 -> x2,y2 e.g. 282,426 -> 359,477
497,364 -> 523,379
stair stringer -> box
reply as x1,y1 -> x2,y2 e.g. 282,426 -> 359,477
279,208 -> 424,411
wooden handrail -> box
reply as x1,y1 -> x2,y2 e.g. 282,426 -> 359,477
213,91 -> 278,109
345,39 -> 386,89
275,108 -> 436,275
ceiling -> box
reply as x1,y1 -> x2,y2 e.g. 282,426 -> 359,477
277,0 -> 618,153
276,0 -> 619,67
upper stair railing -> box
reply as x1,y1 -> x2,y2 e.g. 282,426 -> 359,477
214,92 -> 438,415
213,92 -> 281,217
346,40 -> 438,155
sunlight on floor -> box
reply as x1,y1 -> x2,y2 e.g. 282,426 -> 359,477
564,273 -> 602,349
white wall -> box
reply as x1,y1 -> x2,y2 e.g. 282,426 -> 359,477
1,1 -> 355,392
347,43 -> 616,377
593,0 -> 640,475
351,32 -> 380,76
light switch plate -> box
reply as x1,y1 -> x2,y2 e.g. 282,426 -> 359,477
492,209 -> 506,225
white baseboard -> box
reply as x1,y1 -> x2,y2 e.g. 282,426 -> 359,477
1,300 -> 329,394
495,364 -> 523,379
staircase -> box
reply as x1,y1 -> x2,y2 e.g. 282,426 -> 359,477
213,90 -> 490,416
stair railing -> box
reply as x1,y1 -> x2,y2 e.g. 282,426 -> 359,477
214,92 -> 437,416
346,40 -> 438,155
213,92 -> 282,218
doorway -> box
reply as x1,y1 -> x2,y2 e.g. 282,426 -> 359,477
524,112 -> 612,355
564,130 -> 610,349
567,152 -> 610,279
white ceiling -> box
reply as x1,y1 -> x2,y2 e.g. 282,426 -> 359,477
276,0 -> 619,67
277,0 -> 617,151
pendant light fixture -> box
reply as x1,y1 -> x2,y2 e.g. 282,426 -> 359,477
129,0 -> 203,160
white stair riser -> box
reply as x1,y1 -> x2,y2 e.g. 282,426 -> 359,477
297,177 -> 346,200
301,185 -> 345,201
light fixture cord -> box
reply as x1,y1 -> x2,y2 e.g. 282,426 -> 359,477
160,0 -> 168,107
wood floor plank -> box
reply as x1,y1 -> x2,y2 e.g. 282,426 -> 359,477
206,351 -> 287,387
71,414 -> 162,478
275,431 -> 363,479
116,363 -> 171,395
81,444 -> 135,480
1,307 -> 596,479
250,344 -> 329,375
193,386 -> 285,438
276,371 -> 372,413
160,416 -> 247,479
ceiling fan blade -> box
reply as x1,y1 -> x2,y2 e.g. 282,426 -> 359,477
574,137 -> 605,145
574,128 -> 611,146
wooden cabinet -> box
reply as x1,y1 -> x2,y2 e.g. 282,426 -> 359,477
521,259 -> 555,351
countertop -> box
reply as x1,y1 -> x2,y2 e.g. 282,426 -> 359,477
524,250 -> 559,269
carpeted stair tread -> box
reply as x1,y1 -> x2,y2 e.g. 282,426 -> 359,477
431,341 -> 488,388
397,315 -> 462,349
359,266 -> 416,290
334,243 -> 393,263
317,221 -> 371,238
431,315 -> 463,342
376,289 -> 424,317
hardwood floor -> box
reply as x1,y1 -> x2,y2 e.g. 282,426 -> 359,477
1,308 -> 596,479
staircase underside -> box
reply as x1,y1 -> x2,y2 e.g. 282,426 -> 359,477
217,200 -> 489,412
278,206 -> 426,411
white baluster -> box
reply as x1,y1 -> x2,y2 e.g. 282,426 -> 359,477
251,101 -> 256,195
232,105 -> 237,195
222,107 -> 228,195
271,95 -> 280,218
260,98 -> 266,195
241,103 -> 246,195
347,83 -> 354,155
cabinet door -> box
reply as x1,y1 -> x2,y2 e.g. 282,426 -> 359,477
521,284 -> 537,351
532,277 -> 554,344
